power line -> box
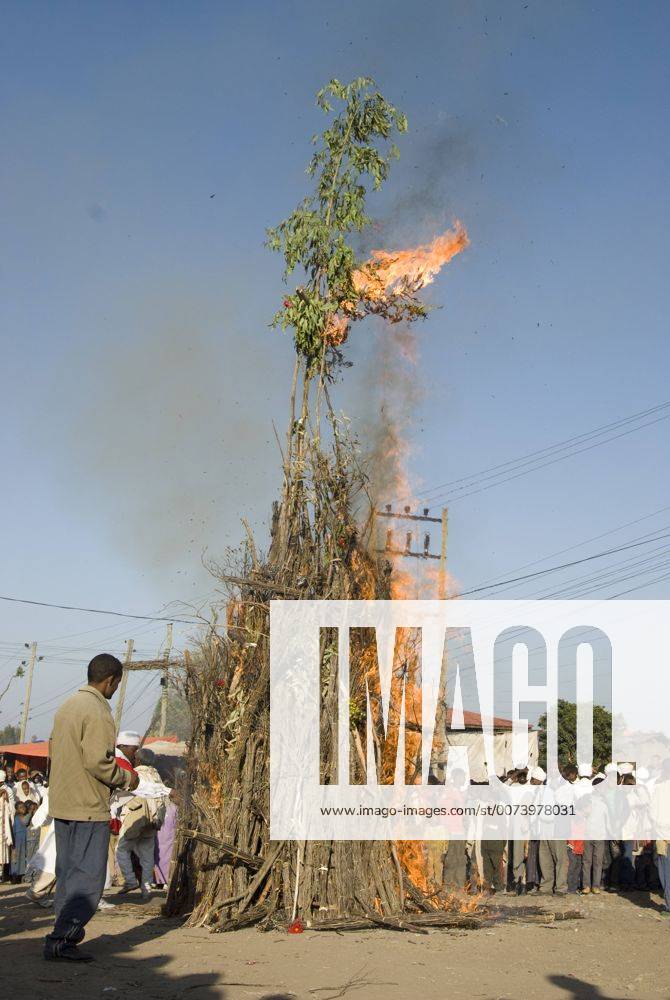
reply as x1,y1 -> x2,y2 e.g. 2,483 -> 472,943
122,675 -> 160,729
527,544 -> 670,600
37,616 -> 167,645
27,682 -> 83,721
459,502 -> 670,592
610,568 -> 670,599
467,533 -> 670,601
37,620 -> 168,657
415,399 -> 670,501
408,401 -> 670,507
458,529 -> 670,596
423,412 -> 670,506
0,594 -> 198,625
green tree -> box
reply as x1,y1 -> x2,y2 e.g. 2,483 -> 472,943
0,665 -> 24,718
146,689 -> 191,741
0,723 -> 20,745
537,699 -> 613,771
267,76 -> 421,377
265,77 -> 434,555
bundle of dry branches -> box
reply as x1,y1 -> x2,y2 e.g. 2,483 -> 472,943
164,77 -> 469,932
166,408 -> 418,930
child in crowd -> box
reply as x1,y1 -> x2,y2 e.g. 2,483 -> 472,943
11,802 -> 30,882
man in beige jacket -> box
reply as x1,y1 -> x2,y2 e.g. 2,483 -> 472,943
44,654 -> 138,962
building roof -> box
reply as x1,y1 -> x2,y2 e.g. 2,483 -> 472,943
0,741 -> 49,757
0,736 -> 184,759
143,739 -> 186,756
444,709 -> 514,731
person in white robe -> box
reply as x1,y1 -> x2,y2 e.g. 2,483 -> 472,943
116,747 -> 171,898
0,771 -> 16,879
15,779 -> 42,806
25,787 -> 56,906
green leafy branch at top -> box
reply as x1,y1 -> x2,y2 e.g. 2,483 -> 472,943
267,77 -> 419,374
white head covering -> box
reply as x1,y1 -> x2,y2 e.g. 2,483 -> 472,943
636,766 -> 649,782
117,730 -> 141,747
578,763 -> 592,778
618,762 -> 635,775
529,766 -> 546,782
15,782 -> 40,803
604,762 -> 617,774
0,770 -> 5,782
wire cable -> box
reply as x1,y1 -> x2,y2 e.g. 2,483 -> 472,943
0,594 -> 197,625
413,399 -> 670,505
458,529 -> 670,596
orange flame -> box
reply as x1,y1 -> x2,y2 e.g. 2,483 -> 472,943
324,222 -> 469,345
396,839 -> 486,913
374,225 -> 467,893
342,223 -> 468,898
353,221 -> 469,300
442,885 -> 487,914
324,313 -> 350,346
396,840 -> 431,894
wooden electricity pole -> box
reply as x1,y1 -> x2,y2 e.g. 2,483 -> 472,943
375,504 -> 449,596
113,627 -> 180,737
114,638 -> 135,731
439,506 -> 449,600
19,642 -> 39,744
160,622 -> 173,737
375,504 -> 449,881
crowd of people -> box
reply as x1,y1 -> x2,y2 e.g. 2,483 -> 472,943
0,766 -> 48,883
0,713 -> 180,924
4,648 -> 669,963
1,750 -> 178,906
439,760 -> 670,916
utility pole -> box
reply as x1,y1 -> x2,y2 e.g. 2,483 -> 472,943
375,504 -> 449,597
375,505 -> 450,883
159,622 -> 173,737
114,638 -> 135,731
438,506 -> 449,600
19,642 -> 41,744
113,631 -> 183,737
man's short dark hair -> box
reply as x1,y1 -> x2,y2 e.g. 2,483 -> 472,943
88,653 -> 124,684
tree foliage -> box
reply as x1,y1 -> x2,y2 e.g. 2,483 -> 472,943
0,723 -> 20,745
267,77 -> 425,374
0,665 -> 24,715
537,699 -> 613,770
147,688 -> 192,741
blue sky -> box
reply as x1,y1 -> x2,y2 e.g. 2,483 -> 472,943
1,0 -> 669,737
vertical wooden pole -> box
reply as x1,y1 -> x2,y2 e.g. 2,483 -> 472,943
114,638 -> 135,731
160,623 -> 174,737
19,642 -> 38,744
438,506 -> 449,599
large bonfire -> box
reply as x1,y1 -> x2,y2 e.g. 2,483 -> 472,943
166,77 -> 472,932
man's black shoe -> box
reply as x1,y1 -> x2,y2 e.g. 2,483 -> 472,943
44,941 -> 95,962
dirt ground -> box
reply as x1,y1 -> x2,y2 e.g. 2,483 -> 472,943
1,882 -> 668,1000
